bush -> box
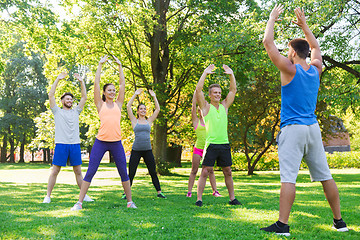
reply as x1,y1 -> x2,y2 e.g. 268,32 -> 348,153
231,151 -> 360,171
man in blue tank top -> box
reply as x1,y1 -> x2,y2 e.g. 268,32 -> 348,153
260,5 -> 348,236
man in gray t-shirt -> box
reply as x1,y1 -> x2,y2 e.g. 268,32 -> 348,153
43,72 -> 93,203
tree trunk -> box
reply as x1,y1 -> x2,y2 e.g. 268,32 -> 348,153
19,135 -> 25,163
109,151 -> 114,163
1,134 -> 7,163
9,136 -> 15,163
153,118 -> 168,163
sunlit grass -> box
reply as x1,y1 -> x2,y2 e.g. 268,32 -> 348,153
0,163 -> 359,239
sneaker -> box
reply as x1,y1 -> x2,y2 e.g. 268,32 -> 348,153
157,192 -> 166,198
71,202 -> 83,211
213,191 -> 222,197
186,192 -> 192,197
332,219 -> 349,232
42,196 -> 51,203
195,200 -> 203,207
83,195 -> 94,202
121,193 -> 127,200
229,198 -> 242,205
127,202 -> 137,208
260,222 -> 290,236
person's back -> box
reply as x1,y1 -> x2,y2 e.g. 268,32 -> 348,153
280,64 -> 319,128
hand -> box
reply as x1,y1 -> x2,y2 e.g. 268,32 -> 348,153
149,89 -> 156,97
292,7 -> 306,27
204,64 -> 215,75
99,55 -> 108,65
269,4 -> 284,22
223,64 -> 233,75
56,72 -> 68,80
73,73 -> 83,82
135,89 -> 143,95
112,55 -> 122,66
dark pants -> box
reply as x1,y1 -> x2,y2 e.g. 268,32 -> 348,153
129,149 -> 161,191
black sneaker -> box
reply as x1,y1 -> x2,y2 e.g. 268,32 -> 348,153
332,219 -> 349,232
157,192 -> 166,198
260,222 -> 290,236
229,198 -> 242,205
195,200 -> 203,207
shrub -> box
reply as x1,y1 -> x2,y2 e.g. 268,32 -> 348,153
231,151 -> 360,171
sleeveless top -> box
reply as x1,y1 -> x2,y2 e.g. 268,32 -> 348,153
132,120 -> 152,151
204,104 -> 229,146
97,102 -> 122,141
194,120 -> 206,150
280,64 -> 319,128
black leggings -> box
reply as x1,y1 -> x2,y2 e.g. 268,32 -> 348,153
128,149 -> 161,192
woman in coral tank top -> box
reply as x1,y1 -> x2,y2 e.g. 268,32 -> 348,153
71,55 -> 137,211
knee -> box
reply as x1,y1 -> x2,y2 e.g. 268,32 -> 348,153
51,167 -> 61,176
223,168 -> 232,177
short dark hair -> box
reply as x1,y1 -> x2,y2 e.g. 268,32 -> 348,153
102,83 -> 114,101
208,84 -> 221,94
60,92 -> 74,100
288,38 -> 310,59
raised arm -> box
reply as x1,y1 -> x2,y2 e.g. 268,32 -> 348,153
48,72 -> 68,109
292,7 -> 322,74
195,64 -> 214,112
191,90 -> 199,128
147,89 -> 160,125
113,55 -> 125,108
94,55 -> 108,112
222,65 -> 237,110
127,89 -> 142,127
74,73 -> 87,110
263,5 -> 295,76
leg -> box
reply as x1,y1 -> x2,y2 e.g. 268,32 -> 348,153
187,153 -> 201,194
110,141 -> 132,203
209,168 -> 218,193
46,165 -> 61,197
143,150 -> 162,193
222,166 -> 235,201
197,166 -> 211,201
73,165 -> 83,189
321,179 -> 342,219
128,150 -> 141,187
278,182 -> 296,224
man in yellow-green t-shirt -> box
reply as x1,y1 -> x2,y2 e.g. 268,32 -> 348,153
194,64 -> 242,207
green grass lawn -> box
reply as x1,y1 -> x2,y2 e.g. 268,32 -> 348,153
0,163 -> 359,239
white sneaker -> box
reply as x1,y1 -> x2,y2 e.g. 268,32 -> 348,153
42,196 -> 51,203
83,195 -> 94,202
71,202 -> 83,211
127,201 -> 137,208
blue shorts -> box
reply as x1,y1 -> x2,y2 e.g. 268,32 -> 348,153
52,143 -> 82,167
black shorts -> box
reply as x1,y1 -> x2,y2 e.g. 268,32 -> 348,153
202,144 -> 232,167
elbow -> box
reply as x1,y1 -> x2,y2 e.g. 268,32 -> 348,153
262,38 -> 270,47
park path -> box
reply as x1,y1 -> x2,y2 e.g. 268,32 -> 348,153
0,167 -> 150,186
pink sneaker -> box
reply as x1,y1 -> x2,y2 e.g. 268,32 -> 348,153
186,192 -> 192,197
213,191 -> 222,197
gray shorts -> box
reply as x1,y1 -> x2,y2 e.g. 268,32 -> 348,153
278,123 -> 332,184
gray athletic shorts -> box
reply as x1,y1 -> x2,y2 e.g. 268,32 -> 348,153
278,123 -> 333,184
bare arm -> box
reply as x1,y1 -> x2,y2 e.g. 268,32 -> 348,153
48,72 -> 67,109
74,73 -> 87,110
195,64 -> 214,114
94,55 -> 108,112
113,56 -> 125,108
263,5 -> 295,77
127,89 -> 142,127
191,90 -> 199,128
147,89 -> 160,125
222,65 -> 237,110
292,7 -> 322,74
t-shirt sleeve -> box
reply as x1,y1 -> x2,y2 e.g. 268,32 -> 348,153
51,105 -> 60,114
75,105 -> 83,115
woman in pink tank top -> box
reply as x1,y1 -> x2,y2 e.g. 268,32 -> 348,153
71,55 -> 137,211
